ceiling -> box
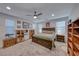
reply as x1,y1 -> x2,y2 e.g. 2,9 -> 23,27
0,3 -> 75,22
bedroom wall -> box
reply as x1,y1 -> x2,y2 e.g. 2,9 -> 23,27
38,17 -> 68,28
42,21 -> 56,28
0,13 -> 32,48
69,4 -> 79,22
0,14 -> 6,48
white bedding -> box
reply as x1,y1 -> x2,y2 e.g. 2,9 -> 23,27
33,33 -> 56,41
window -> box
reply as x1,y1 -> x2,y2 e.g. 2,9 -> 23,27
56,21 -> 65,35
32,23 -> 36,29
6,18 -> 15,37
38,24 -> 42,33
32,23 -> 42,33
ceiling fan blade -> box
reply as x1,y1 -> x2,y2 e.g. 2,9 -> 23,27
34,11 -> 37,14
26,15 -> 33,16
34,11 -> 37,16
37,13 -> 42,16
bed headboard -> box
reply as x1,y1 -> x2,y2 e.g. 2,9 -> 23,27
42,28 -> 55,34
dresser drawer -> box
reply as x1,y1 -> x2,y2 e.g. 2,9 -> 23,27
3,40 -> 10,47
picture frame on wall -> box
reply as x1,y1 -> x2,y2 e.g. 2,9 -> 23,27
46,22 -> 50,27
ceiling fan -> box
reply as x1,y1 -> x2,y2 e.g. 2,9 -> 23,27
26,11 -> 42,19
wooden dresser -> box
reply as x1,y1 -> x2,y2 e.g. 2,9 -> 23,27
56,35 -> 65,42
3,38 -> 17,48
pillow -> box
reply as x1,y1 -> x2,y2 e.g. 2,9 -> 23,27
42,30 -> 55,34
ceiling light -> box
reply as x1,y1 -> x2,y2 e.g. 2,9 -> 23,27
33,16 -> 37,19
52,14 -> 54,16
6,6 -> 11,10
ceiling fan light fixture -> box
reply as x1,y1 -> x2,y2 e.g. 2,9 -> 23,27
33,16 -> 37,19
6,6 -> 11,10
52,14 -> 54,16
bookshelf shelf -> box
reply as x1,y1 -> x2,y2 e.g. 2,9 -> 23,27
68,32 -> 72,35
68,27 -> 73,29
74,43 -> 79,50
73,34 -> 79,38
68,37 -> 72,42
68,42 -> 73,49
73,27 -> 79,29
73,51 -> 79,56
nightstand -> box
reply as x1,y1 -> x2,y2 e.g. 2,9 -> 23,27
56,34 -> 65,42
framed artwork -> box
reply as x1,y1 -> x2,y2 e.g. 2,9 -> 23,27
46,22 -> 50,27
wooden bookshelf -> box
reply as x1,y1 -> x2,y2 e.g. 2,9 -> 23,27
68,32 -> 72,35
73,51 -> 79,56
68,19 -> 79,56
73,27 -> 79,29
68,27 -> 73,29
73,34 -> 79,38
68,42 -> 73,49
74,42 -> 79,50
68,37 -> 72,42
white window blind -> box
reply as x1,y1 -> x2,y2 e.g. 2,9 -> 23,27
32,23 -> 36,29
38,23 -> 42,33
6,19 -> 15,35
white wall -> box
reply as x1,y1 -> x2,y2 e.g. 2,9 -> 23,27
42,21 -> 56,28
0,14 -> 6,48
69,4 -> 79,22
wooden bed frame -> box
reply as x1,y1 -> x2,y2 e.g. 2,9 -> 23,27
32,28 -> 55,50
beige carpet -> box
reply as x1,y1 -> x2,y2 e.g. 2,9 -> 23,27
0,39 -> 67,56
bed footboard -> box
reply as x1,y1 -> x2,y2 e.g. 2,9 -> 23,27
32,36 -> 55,50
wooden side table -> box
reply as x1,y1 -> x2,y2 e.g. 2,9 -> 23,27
56,34 -> 65,42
